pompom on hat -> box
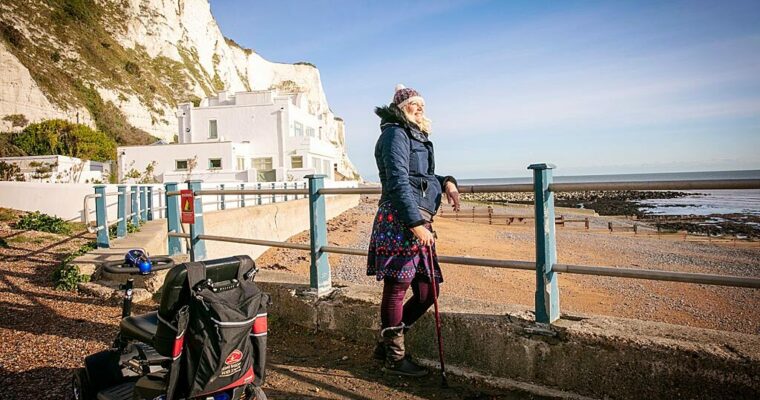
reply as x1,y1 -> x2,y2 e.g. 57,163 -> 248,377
393,84 -> 424,109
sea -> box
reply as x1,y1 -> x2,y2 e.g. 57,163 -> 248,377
458,170 -> 760,216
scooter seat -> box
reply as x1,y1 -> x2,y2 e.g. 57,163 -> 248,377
120,311 -> 158,344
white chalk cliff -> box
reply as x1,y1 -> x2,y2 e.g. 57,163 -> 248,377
0,0 -> 358,177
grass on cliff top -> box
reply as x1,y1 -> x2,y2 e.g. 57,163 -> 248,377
0,0 -> 209,145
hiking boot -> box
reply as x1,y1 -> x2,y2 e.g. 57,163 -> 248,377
380,325 -> 427,377
383,357 -> 428,377
374,342 -> 416,361
374,324 -> 411,360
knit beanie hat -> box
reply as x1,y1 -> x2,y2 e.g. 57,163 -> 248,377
393,84 -> 424,109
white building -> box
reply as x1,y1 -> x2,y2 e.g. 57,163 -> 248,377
0,155 -> 111,183
118,89 -> 359,183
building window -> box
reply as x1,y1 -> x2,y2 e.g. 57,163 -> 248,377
175,159 -> 188,170
306,127 -> 315,138
236,157 -> 245,171
208,120 -> 218,139
253,157 -> 275,182
291,156 -> 303,169
252,157 -> 273,171
294,121 -> 303,136
208,158 -> 222,170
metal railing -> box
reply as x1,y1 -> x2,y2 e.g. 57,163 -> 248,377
86,185 -> 166,248
162,168 -> 760,325
90,182 -> 309,248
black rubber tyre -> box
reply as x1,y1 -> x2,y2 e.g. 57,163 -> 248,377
71,367 -> 92,400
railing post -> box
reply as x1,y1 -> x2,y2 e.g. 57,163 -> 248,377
165,182 -> 182,256
117,185 -> 127,238
240,183 -> 245,208
147,186 -> 154,221
131,185 -> 139,226
94,185 -> 110,249
159,188 -> 165,219
307,175 -> 331,295
188,180 -> 207,261
284,182 -> 289,201
529,163 -> 559,324
271,182 -> 276,203
257,183 -> 262,205
139,186 -> 148,221
220,184 -> 225,210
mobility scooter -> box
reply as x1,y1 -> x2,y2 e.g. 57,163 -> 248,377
72,255 -> 269,400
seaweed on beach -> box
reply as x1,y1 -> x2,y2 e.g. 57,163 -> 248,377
650,214 -> 760,238
463,190 -> 694,217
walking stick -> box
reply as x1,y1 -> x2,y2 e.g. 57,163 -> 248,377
427,244 -> 448,388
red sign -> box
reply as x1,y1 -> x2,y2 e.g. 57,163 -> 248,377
180,190 -> 195,224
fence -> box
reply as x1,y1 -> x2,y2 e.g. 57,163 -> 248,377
442,206 -> 753,240
87,181 -> 314,249
440,206 -> 591,228
159,167 -> 760,325
85,184 -> 166,248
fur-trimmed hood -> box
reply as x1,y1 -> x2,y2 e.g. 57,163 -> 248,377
374,104 -> 429,142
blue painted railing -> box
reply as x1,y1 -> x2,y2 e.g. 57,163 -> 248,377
88,184 -> 164,248
90,181 -> 308,250
162,167 -> 760,324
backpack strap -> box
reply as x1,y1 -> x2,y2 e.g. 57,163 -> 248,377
185,262 -> 207,291
165,305 -> 189,400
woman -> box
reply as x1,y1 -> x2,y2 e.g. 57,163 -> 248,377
367,84 -> 460,376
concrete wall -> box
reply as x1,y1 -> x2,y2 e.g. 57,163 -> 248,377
254,273 -> 760,400
0,182 -> 161,222
201,194 -> 359,260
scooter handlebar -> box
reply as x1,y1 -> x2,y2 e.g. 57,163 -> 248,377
102,256 -> 175,275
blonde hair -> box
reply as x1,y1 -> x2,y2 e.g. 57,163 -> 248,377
401,106 -> 432,134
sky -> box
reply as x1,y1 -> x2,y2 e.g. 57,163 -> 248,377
209,0 -> 760,180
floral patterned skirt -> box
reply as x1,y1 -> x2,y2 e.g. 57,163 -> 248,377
366,202 -> 443,283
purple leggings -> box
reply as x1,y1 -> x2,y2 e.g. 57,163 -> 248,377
381,275 -> 440,329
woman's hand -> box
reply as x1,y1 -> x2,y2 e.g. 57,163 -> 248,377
411,225 -> 435,247
444,182 -> 461,211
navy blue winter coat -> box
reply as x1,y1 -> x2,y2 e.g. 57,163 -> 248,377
374,105 -> 457,228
